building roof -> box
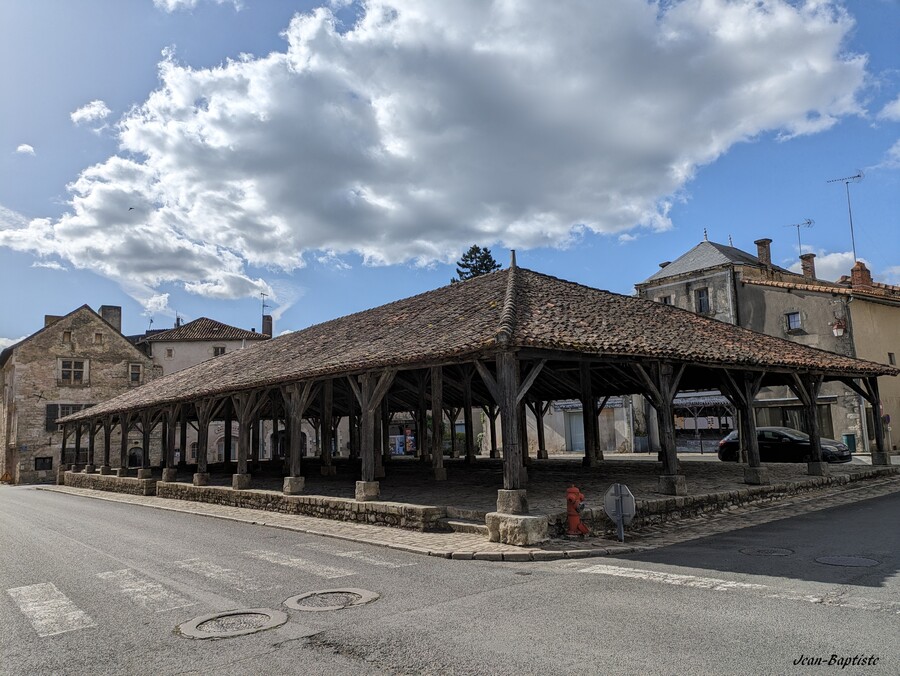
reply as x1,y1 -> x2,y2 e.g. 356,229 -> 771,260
138,317 -> 269,343
743,278 -> 900,303
60,266 -> 897,422
640,240 -> 790,284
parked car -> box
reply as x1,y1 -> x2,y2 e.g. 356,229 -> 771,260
717,426 -> 852,463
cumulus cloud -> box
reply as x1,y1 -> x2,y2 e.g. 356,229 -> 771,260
154,0 -> 241,12
884,266 -> 900,286
0,336 -> 26,350
869,138 -> 900,170
877,94 -> 900,122
0,0 -> 869,308
70,100 -> 112,126
787,250 -> 863,281
15,144 -> 34,155
31,261 -> 68,271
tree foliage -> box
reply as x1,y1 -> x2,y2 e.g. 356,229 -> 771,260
452,245 -> 501,283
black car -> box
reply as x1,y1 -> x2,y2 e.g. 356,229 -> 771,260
717,426 -> 852,463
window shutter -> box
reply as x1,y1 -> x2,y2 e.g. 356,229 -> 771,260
45,404 -> 59,432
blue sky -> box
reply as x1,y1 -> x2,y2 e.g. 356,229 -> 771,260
1,0 -> 898,346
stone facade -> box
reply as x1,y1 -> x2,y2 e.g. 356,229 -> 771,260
1,306 -> 155,484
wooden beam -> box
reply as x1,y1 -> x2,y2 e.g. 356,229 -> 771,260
516,359 -> 547,404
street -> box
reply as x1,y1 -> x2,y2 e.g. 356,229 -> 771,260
1,485 -> 898,675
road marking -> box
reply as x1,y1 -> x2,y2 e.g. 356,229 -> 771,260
578,564 -> 900,615
243,550 -> 355,579
173,559 -> 263,592
96,570 -> 194,613
7,583 -> 96,637
295,544 -> 417,569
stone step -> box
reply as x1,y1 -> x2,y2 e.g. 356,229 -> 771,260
439,518 -> 489,536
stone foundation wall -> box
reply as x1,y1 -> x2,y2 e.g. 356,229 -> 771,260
64,471 -> 157,496
550,466 -> 900,538
155,481 -> 447,531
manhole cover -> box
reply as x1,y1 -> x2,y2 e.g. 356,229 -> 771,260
740,547 -> 794,557
284,588 -> 380,612
177,608 -> 288,639
815,556 -> 880,568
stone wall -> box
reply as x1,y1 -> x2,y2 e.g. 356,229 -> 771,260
64,471 -> 156,496
156,481 -> 447,531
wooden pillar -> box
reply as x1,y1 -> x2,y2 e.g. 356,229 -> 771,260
381,403 -> 392,464
741,374 -> 762,469
74,423 -> 83,468
283,382 -> 316,493
447,408 -> 459,458
431,366 -> 446,480
417,373 -> 429,461
86,422 -> 96,470
463,368 -> 476,462
497,352 -> 524,494
118,413 -> 130,474
223,401 -> 234,468
359,373 -> 376,482
231,391 -> 265,489
179,407 -> 188,467
161,405 -> 179,481
373,401 -> 385,478
579,362 -> 597,467
633,362 -> 686,495
530,401 -> 549,460
102,417 -> 113,470
519,401 -> 529,465
487,406 -> 498,458
348,369 -> 396,497
866,377 -> 889,465
320,380 -> 335,474
193,397 -> 221,484
720,370 -> 768,485
251,420 -> 261,467
791,373 -> 826,474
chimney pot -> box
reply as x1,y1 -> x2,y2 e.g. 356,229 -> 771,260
754,238 -> 772,267
799,253 -> 816,280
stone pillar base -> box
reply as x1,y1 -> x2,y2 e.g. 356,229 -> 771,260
596,451 -> 605,462
355,480 -> 380,501
193,472 -> 210,486
485,513 -> 548,546
136,468 -> 153,479
433,467 -> 447,481
871,452 -> 890,466
283,476 -> 305,494
743,466 -> 770,485
83,464 -> 95,474
807,461 -> 829,476
161,468 -> 178,482
320,465 -> 337,476
99,466 -> 112,475
69,464 -> 80,472
232,473 -> 252,490
658,474 -> 686,495
489,450 -> 498,459
116,468 -> 127,477
496,489 -> 528,515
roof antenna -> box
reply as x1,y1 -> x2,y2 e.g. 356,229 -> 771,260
784,218 -> 814,254
260,291 -> 270,315
147,316 -> 154,331
509,249 -> 517,268
703,228 -> 708,241
827,170 -> 864,262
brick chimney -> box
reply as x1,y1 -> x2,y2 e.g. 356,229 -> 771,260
754,238 -> 772,267
262,314 -> 273,337
799,253 -> 816,280
99,305 -> 122,333
850,261 -> 873,290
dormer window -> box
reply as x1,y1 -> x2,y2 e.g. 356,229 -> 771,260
213,346 -> 226,357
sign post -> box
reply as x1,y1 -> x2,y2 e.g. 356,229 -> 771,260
604,483 -> 636,543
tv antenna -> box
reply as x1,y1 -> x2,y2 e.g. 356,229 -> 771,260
260,291 -> 270,315
827,170 -> 864,262
784,218 -> 814,253
147,316 -> 154,331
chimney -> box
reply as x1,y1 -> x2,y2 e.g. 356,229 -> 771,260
850,261 -> 873,290
99,305 -> 122,333
799,253 -> 816,280
658,261 -> 671,269
262,314 -> 273,337
44,315 -> 63,327
754,238 -> 772,267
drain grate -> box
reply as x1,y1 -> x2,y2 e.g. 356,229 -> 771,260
284,588 -> 380,612
177,608 -> 288,639
815,556 -> 880,568
740,547 -> 794,557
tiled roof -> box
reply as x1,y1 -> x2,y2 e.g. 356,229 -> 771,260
744,278 -> 900,302
61,267 -> 896,421
140,317 -> 270,342
640,240 -> 791,284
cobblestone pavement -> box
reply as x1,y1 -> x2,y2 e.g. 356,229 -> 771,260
38,471 -> 900,562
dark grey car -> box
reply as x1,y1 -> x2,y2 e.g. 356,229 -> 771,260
717,426 -> 852,463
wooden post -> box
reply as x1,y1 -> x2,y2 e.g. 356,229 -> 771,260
251,419 -> 261,467
519,400 -> 529,465
194,398 -> 224,483
179,407 -> 188,467
231,391 -> 268,489
447,408 -> 459,458
431,366 -> 446,480
223,401 -> 233,469
161,405 -> 179,481
283,382 -> 316,493
381,402 -> 392,464
720,370 -> 768,485
118,413 -> 130,474
417,372 -> 429,462
497,352 -> 525,502
463,368 -> 476,462
632,362 -> 686,495
320,380 -> 335,474
486,405 -> 498,458
101,417 -> 113,471
579,362 -> 597,467
347,369 -> 396,497
373,401 -> 385,478
790,373 -> 826,475
74,423 -> 83,468
86,422 -> 96,470
866,377 -> 888,465
529,401 -> 549,460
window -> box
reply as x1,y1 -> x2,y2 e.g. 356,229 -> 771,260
93,332 -> 103,344
786,312 -> 802,331
59,359 -> 87,385
129,363 -> 143,385
658,296 -> 673,305
694,288 -> 710,313
213,346 -> 226,357
189,442 -> 199,461
165,348 -> 174,359
52,403 -> 90,430
889,352 -> 896,366
62,331 -> 72,343
34,457 -> 53,471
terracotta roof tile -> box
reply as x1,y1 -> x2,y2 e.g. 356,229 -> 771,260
141,317 -> 269,342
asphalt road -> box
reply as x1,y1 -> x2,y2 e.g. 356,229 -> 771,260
1,486 -> 898,675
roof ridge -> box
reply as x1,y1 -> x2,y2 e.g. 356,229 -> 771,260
495,258 -> 518,347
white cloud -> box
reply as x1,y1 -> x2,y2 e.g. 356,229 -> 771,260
15,144 -> 34,155
31,261 -> 68,271
0,0 -> 869,305
153,0 -> 241,12
883,266 -> 900,286
877,94 -> 900,122
869,138 -> 900,170
0,336 -> 26,350
787,250 -> 863,282
70,100 -> 112,126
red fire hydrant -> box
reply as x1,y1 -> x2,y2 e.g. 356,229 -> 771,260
566,485 -> 590,536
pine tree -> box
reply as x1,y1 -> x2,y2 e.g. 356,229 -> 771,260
452,245 -> 501,283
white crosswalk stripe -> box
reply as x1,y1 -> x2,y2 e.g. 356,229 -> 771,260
173,558 -> 264,592
96,570 -> 194,612
7,583 -> 96,637
243,549 -> 355,579
295,543 -> 417,569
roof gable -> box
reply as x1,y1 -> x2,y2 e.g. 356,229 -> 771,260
141,317 -> 270,343
640,240 -> 793,284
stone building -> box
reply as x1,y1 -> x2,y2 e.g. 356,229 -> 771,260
635,237 -> 899,452
0,305 -> 155,484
